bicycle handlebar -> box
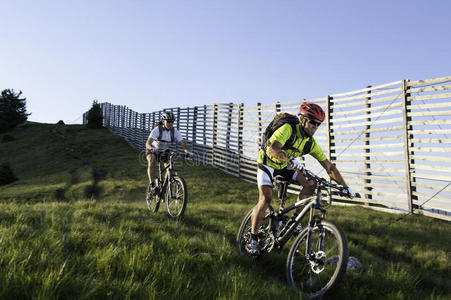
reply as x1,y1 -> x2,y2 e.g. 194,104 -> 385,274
154,150 -> 195,160
289,159 -> 358,198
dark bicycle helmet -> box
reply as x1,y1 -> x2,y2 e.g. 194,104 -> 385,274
298,103 -> 325,122
161,112 -> 175,121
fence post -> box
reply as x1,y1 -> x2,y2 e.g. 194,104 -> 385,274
257,102 -> 262,145
107,103 -> 110,128
364,86 -> 372,205
146,113 -> 151,130
238,103 -> 244,178
226,103 -> 233,151
134,111 -> 138,148
122,106 -> 126,136
193,106 -> 198,155
141,113 -> 146,150
117,105 -> 120,129
117,105 -> 120,131
111,105 -> 114,128
326,96 -> 334,203
401,79 -> 417,213
113,105 -> 117,132
185,107 -> 190,142
212,104 -> 218,167
119,106 -> 122,135
177,107 -> 181,131
203,105 -> 207,148
117,105 -> 121,132
225,103 -> 234,173
123,106 -> 127,137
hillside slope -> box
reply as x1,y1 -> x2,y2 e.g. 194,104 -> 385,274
0,122 -> 449,299
0,122 -> 145,202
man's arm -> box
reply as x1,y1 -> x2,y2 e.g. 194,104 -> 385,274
146,137 -> 154,150
179,140 -> 190,153
319,159 -> 348,187
268,141 -> 291,162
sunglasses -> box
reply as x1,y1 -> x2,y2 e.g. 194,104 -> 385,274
308,119 -> 322,127
166,120 -> 174,123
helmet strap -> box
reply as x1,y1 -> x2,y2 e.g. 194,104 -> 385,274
299,117 -> 312,138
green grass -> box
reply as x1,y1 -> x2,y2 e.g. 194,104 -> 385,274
0,122 -> 450,299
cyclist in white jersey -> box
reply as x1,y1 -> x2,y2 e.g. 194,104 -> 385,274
145,112 -> 191,192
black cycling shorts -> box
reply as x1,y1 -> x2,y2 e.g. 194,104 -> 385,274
146,149 -> 170,162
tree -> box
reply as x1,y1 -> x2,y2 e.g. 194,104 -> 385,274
0,89 -> 31,133
86,100 -> 103,129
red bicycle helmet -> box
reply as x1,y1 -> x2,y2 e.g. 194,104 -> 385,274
298,103 -> 325,122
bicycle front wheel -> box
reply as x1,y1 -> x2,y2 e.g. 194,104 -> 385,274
165,175 -> 187,219
286,220 -> 349,298
146,184 -> 160,213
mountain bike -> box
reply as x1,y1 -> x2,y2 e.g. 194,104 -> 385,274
236,167 -> 353,298
146,150 -> 188,219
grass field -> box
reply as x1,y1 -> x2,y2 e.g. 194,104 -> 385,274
0,122 -> 450,299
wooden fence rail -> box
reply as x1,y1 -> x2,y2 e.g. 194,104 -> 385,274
84,76 -> 451,221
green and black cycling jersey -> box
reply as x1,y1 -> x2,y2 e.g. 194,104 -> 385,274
257,123 -> 326,170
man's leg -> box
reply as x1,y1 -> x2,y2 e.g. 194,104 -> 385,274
251,185 -> 273,235
246,185 -> 272,256
294,171 -> 317,214
147,153 -> 157,186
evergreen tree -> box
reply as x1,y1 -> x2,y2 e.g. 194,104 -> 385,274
0,89 -> 31,133
86,100 -> 103,128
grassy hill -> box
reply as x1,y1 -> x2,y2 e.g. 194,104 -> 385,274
0,122 -> 450,299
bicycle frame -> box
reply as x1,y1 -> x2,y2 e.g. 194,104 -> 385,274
272,177 -> 329,251
156,152 -> 179,199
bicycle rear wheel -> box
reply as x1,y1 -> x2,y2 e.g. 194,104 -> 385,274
286,220 -> 348,298
236,205 -> 274,257
165,175 -> 187,219
146,184 -> 160,212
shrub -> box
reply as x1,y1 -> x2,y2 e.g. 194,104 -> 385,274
0,163 -> 18,185
0,89 -> 31,133
86,100 -> 103,129
1,134 -> 15,143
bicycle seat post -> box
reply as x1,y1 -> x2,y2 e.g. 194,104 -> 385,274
274,176 -> 288,212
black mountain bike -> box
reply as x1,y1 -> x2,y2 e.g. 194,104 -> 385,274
236,167 -> 353,298
146,150 -> 188,219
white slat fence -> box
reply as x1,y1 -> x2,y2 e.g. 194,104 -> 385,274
84,76 -> 451,221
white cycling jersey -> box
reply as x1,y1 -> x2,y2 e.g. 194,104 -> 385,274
148,126 -> 183,151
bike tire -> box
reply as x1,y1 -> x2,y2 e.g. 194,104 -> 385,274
165,175 -> 187,219
286,220 -> 349,298
236,205 -> 274,257
146,184 -> 160,213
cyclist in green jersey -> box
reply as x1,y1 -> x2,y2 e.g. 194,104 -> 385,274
246,103 -> 355,256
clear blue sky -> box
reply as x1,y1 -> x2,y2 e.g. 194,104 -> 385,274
1,0 -> 450,124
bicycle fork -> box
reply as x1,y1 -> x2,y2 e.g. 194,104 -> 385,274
305,190 -> 328,269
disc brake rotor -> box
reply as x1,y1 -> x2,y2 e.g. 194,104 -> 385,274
310,250 -> 327,274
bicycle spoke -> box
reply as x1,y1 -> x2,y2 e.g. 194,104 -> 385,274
146,184 -> 160,213
165,176 -> 187,219
286,220 -> 348,298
